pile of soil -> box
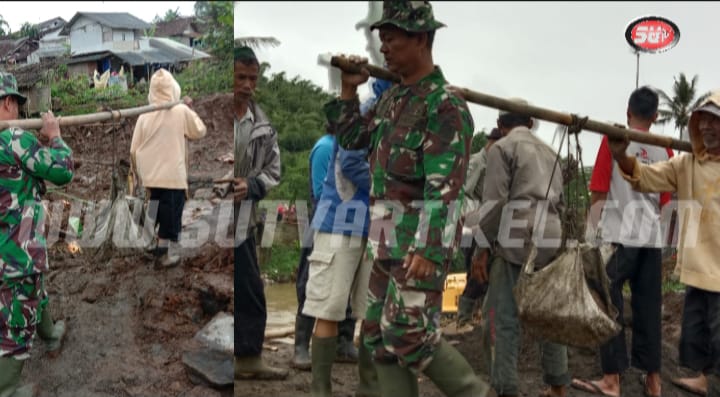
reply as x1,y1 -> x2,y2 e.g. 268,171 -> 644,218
23,93 -> 235,397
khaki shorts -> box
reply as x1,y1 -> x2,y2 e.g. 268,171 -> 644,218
302,232 -> 371,322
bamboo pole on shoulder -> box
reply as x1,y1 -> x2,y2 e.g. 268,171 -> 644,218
330,56 -> 693,153
0,100 -> 184,131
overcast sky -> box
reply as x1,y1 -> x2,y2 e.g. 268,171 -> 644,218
236,1 -> 720,166
0,1 -> 197,32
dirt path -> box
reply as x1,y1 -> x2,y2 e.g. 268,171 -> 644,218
236,290 -> 698,397
22,93 -> 235,397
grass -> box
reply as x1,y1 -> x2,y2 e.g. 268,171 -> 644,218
260,244 -> 300,283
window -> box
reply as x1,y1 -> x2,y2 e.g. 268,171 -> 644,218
103,29 -> 111,42
122,33 -> 126,41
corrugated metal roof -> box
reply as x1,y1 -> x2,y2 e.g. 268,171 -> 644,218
66,51 -> 112,65
61,12 -> 151,35
113,39 -> 211,66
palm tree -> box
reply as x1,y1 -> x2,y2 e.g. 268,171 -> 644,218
657,73 -> 711,141
235,37 -> 281,50
0,15 -> 10,37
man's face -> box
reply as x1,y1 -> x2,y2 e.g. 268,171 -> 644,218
1,96 -> 19,120
697,111 -> 720,151
378,25 -> 423,74
235,61 -> 259,107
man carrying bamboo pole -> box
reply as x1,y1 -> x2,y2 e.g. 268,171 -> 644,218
608,91 -> 720,397
572,86 -> 672,397
233,46 -> 286,381
325,1 -> 488,395
0,72 -> 74,397
130,68 -> 206,268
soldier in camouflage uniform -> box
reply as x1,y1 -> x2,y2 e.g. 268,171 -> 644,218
325,1 -> 489,396
0,72 -> 74,397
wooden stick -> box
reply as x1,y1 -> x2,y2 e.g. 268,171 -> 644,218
330,56 -> 693,153
0,100 -> 184,130
265,326 -> 295,339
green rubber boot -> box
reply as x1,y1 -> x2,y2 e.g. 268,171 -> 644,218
37,304 -> 66,357
0,357 -> 36,397
423,338 -> 490,397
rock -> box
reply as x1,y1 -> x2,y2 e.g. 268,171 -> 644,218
193,312 -> 233,354
193,188 -> 214,200
182,349 -> 233,389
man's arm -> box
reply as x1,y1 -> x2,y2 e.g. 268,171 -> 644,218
479,144 -> 510,243
15,113 -> 73,186
324,97 -> 372,151
587,136 -> 613,229
246,132 -> 281,201
608,137 -> 679,193
339,147 -> 370,192
183,105 -> 207,140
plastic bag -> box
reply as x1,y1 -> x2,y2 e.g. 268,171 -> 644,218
513,241 -> 621,349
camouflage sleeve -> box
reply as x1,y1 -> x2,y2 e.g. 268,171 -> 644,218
324,96 -> 372,151
13,131 -> 74,186
412,96 -> 474,265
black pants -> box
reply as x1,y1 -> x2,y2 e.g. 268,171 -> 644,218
600,245 -> 662,374
235,233 -> 266,357
461,240 -> 489,300
296,241 -> 355,335
679,286 -> 720,378
148,188 -> 186,242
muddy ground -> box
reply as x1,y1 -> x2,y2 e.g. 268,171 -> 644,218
237,281 -> 699,397
23,93 -> 235,397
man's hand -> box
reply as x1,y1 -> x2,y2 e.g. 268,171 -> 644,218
607,135 -> 630,160
39,111 -> 61,141
445,85 -> 465,100
339,54 -> 370,99
403,254 -> 436,280
233,177 -> 248,201
182,96 -> 193,107
470,248 -> 490,284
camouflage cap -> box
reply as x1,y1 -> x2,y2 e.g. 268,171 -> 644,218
370,0 -> 446,33
0,72 -> 27,106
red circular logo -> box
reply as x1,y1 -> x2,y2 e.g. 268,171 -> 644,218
625,16 -> 680,53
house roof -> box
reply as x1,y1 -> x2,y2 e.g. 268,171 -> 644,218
60,12 -> 151,35
0,38 -> 38,62
113,38 -> 211,66
153,17 -> 205,39
65,51 -> 112,65
10,57 -> 67,87
36,17 -> 67,33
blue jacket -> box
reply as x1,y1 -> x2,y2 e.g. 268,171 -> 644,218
311,77 -> 390,237
311,141 -> 370,237
308,134 -> 335,204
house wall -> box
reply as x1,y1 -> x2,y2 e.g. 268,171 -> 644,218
68,61 -> 96,78
68,16 -> 103,55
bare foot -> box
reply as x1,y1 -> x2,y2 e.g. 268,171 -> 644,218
671,374 -> 707,396
571,374 -> 620,397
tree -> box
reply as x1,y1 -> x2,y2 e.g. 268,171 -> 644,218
657,73 -> 711,141
252,66 -> 334,202
163,7 -> 181,22
235,37 -> 281,50
17,22 -> 38,39
0,15 -> 10,37
194,1 -> 233,61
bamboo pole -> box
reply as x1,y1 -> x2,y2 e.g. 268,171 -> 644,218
0,100 -> 184,131
330,56 -> 693,153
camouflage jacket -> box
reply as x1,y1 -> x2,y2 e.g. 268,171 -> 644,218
0,129 -> 74,280
325,67 -> 473,268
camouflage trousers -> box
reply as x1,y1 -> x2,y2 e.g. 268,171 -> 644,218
362,258 -> 446,374
0,274 -> 48,359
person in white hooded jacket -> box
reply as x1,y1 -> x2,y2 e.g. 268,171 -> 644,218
130,68 -> 207,267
